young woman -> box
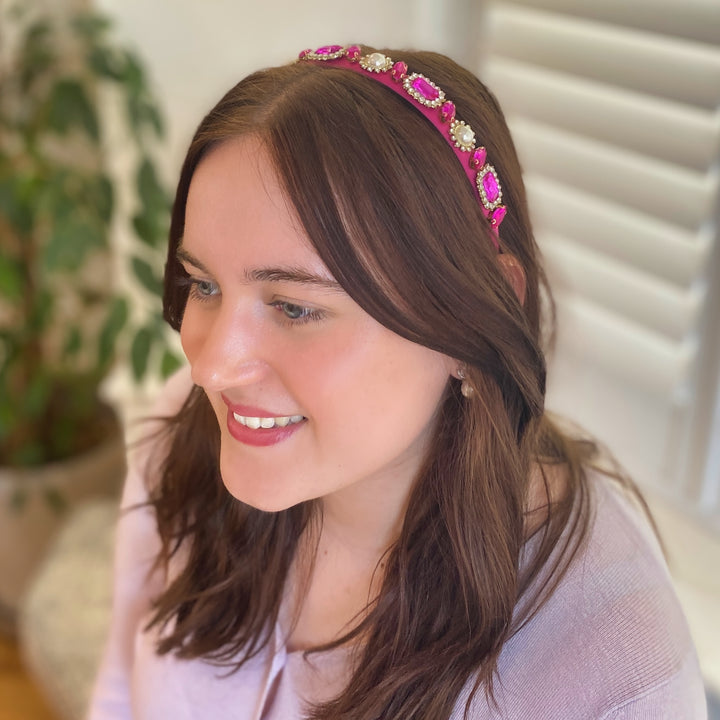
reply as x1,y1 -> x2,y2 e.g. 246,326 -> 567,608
88,45 -> 707,719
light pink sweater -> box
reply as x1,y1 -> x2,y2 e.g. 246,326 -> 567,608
88,369 -> 707,719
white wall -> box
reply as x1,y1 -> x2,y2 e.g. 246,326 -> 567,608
95,0 -> 475,179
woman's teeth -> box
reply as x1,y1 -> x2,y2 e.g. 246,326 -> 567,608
233,413 -> 304,430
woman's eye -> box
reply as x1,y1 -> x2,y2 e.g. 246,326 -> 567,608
197,280 -> 217,296
281,302 -> 309,319
188,278 -> 219,301
271,301 -> 324,325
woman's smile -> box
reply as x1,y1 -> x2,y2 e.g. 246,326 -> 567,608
222,395 -> 307,447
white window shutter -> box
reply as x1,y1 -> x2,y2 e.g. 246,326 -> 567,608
479,0 -> 720,525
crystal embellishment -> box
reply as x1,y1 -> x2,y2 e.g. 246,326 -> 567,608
391,61 -> 408,82
304,45 -> 345,61
477,165 -> 502,210
469,147 -> 487,169
403,73 -> 445,108
491,206 -> 507,227
440,101 -> 456,123
345,45 -> 361,62
450,120 -> 475,151
359,52 -> 393,73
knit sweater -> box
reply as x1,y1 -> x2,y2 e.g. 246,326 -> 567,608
87,368 -> 707,719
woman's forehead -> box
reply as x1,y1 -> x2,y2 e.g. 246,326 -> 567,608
184,137 -> 335,280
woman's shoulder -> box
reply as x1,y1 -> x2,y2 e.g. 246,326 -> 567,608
562,475 -> 702,704
467,472 -> 707,718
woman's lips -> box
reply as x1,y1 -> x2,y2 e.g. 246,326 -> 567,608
222,396 -> 306,447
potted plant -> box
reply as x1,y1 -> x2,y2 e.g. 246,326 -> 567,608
0,2 -> 182,632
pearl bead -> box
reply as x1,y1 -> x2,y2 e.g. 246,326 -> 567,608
455,125 -> 474,145
367,53 -> 387,70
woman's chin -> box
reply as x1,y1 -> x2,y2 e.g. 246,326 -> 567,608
219,473 -> 305,514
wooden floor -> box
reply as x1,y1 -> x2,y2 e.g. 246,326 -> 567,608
0,635 -> 58,720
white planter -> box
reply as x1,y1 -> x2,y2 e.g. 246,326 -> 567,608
0,430 -> 125,635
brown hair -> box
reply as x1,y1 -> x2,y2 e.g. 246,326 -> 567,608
150,47 -> 606,718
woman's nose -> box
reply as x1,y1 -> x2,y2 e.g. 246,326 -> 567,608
182,304 -> 268,392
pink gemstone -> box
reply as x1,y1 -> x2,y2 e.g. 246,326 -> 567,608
482,170 -> 499,203
470,147 -> 487,169
345,45 -> 361,61
315,45 -> 343,55
491,206 -> 506,227
440,101 -> 455,123
411,76 -> 439,102
298,48 -> 310,59
391,61 -> 408,82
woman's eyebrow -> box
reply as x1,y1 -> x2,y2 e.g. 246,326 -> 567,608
176,246 -> 209,274
246,267 -> 343,292
176,245 -> 343,292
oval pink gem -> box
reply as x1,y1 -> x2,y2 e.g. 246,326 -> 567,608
491,206 -> 506,227
470,147 -> 486,169
482,170 -> 499,203
411,76 -> 439,102
440,101 -> 455,123
392,61 -> 408,81
315,45 -> 343,55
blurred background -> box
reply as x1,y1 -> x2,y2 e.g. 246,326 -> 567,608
1,0 -> 718,718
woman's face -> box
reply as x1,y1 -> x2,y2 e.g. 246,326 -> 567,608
179,137 -> 454,512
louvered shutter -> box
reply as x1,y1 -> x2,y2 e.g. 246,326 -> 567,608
478,0 -> 720,523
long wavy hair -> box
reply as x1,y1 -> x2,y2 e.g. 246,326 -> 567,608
148,47 -> 619,719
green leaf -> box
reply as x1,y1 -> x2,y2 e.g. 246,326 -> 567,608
132,212 -> 159,246
71,12 -> 111,42
29,290 -> 54,334
98,297 -> 128,368
0,255 -> 23,301
63,326 -> 83,359
132,207 -> 168,249
146,104 -> 164,137
19,20 -> 55,92
89,173 -> 114,223
0,174 -> 35,237
24,372 -> 52,419
120,51 -> 145,91
43,215 -> 105,271
127,93 -> 164,141
47,78 -> 100,141
137,157 -> 168,212
131,256 -> 164,296
160,348 -> 183,378
24,19 -> 52,44
130,326 -> 154,380
87,45 -> 126,82
120,52 -> 166,138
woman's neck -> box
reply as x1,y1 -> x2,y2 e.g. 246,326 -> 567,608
285,467 -> 416,652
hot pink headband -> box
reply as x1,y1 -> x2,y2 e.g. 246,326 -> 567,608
298,44 -> 506,249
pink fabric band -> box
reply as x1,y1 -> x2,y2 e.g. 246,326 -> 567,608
298,45 -> 506,249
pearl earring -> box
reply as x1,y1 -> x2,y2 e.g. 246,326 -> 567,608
457,366 -> 474,398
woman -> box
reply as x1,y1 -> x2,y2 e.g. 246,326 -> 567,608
89,45 -> 706,719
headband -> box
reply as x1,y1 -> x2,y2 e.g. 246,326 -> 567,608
298,44 -> 506,249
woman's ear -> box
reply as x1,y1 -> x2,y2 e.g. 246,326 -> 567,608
497,253 -> 527,306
